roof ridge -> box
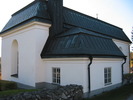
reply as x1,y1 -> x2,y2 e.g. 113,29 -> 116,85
63,7 -> 122,30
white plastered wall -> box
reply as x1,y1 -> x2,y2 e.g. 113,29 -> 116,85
43,58 -> 89,93
1,22 -> 51,87
113,39 -> 130,74
43,58 -> 123,93
90,58 -> 123,91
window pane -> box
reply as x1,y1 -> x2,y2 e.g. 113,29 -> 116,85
105,79 -> 107,83
108,73 -> 111,77
108,69 -> 111,73
57,74 -> 60,78
57,79 -> 60,84
104,68 -> 107,73
108,78 -> 111,83
104,73 -> 107,78
57,68 -> 60,73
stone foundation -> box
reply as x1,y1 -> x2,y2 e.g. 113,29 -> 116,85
3,85 -> 83,100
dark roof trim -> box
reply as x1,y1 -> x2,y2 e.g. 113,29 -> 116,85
42,54 -> 126,59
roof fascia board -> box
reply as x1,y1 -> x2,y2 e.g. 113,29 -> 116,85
93,58 -> 123,61
43,57 -> 89,61
43,57 -> 123,61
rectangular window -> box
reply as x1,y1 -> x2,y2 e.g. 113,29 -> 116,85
52,68 -> 60,84
104,67 -> 112,85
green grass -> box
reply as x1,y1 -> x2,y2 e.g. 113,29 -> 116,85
0,89 -> 38,98
84,84 -> 133,100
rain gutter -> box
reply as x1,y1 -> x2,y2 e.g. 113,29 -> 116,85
122,57 -> 127,84
88,56 -> 93,93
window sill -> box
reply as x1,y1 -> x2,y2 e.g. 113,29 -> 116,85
11,74 -> 18,78
105,82 -> 112,86
52,83 -> 60,85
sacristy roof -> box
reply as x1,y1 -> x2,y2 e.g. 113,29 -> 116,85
41,27 -> 125,58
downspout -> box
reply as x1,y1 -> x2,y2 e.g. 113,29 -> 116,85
88,56 -> 93,93
122,57 -> 126,84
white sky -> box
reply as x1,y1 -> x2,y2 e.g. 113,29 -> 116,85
0,0 -> 133,56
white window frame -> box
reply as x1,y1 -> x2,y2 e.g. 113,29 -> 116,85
104,67 -> 112,85
52,68 -> 61,84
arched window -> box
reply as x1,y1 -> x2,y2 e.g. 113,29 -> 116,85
11,40 -> 19,78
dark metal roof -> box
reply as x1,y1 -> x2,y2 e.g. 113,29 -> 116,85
41,27 -> 125,58
0,0 -> 130,58
58,27 -> 110,39
63,8 -> 131,43
0,0 -> 131,43
0,0 -> 50,34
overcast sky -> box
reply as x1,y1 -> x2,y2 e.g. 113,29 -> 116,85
0,0 -> 133,56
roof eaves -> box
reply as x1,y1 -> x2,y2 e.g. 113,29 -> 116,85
42,54 -> 126,59
0,17 -> 51,34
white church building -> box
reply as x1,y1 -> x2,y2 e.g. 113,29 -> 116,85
0,0 -> 131,97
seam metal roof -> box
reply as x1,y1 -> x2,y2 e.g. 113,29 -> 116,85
41,28 -> 125,58
0,0 -> 129,58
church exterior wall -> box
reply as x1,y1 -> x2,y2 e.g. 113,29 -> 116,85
1,22 -> 51,87
42,58 -> 123,97
90,58 -> 123,91
0,21 -> 129,97
113,39 -> 130,74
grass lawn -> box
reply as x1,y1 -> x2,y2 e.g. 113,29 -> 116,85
84,84 -> 133,100
0,89 -> 38,98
